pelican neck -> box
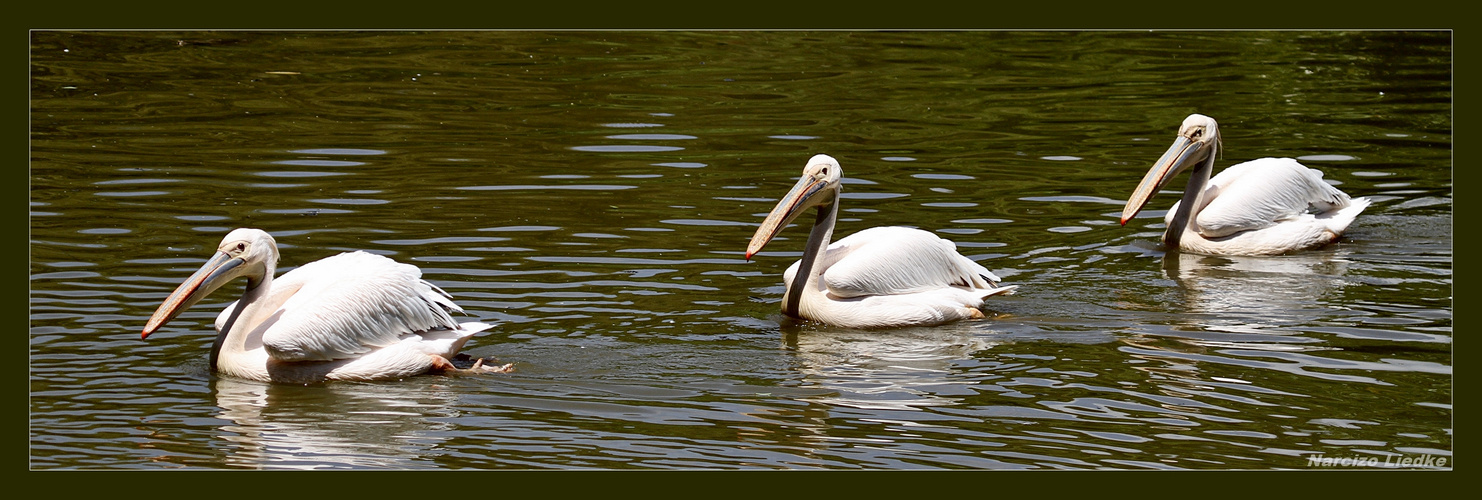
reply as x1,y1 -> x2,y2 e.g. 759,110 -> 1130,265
784,200 -> 838,318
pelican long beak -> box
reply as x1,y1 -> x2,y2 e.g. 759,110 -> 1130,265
1120,135 -> 1210,225
746,173 -> 834,260
141,251 -> 245,339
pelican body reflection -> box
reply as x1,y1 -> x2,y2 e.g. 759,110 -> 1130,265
210,378 -> 464,469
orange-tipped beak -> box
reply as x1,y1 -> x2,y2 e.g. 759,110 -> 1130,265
746,173 -> 831,259
141,251 -> 241,339
1121,135 -> 1205,226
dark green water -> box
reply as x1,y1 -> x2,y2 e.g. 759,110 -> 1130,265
30,31 -> 1450,469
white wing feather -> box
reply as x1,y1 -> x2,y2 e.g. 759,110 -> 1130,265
256,251 -> 466,362
812,226 -> 1001,298
1167,157 -> 1353,238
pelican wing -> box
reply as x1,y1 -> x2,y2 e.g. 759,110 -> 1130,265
816,226 -> 1000,298
256,251 -> 465,362
1174,157 -> 1353,238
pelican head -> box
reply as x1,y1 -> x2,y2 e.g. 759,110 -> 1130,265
1120,114 -> 1223,226
746,154 -> 843,260
141,228 -> 280,339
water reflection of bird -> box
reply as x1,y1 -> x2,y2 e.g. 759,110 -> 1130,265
211,377 -> 460,469
1162,251 -> 1353,335
1120,114 -> 1371,256
746,154 -> 1017,329
141,228 -> 510,384
786,326 -> 999,411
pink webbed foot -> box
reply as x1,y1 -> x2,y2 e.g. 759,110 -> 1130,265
430,355 -> 514,375
469,357 -> 515,373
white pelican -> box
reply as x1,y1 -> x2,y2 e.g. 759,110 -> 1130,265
746,154 -> 1017,329
141,228 -> 510,384
1120,114 -> 1372,256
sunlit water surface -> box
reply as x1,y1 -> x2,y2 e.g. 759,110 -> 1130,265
30,31 -> 1450,470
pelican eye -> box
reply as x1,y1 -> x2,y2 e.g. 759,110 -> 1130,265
235,242 -> 246,252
